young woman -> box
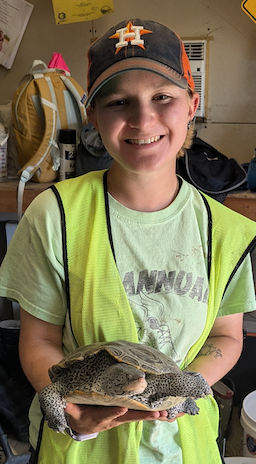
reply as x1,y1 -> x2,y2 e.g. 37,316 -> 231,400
0,18 -> 256,464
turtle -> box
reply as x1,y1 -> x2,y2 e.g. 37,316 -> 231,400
38,340 -> 212,433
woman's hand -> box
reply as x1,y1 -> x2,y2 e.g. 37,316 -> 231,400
65,403 -> 180,434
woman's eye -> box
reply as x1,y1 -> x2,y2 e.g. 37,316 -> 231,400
108,99 -> 126,107
155,94 -> 171,101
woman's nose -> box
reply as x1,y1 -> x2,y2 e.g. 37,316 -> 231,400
128,102 -> 156,130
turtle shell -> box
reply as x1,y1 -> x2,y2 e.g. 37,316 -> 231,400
49,339 -> 180,382
47,340 -> 210,412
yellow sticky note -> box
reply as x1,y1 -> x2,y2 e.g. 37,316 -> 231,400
241,0 -> 256,24
52,0 -> 114,25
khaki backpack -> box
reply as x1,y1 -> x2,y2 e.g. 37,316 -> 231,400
12,60 -> 87,219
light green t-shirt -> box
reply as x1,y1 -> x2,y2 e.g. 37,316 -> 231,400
0,179 -> 255,463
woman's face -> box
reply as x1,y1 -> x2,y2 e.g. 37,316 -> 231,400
90,70 -> 199,176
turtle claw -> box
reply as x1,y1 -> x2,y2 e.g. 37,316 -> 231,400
166,397 -> 199,419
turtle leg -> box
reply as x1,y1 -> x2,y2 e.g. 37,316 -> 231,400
166,398 -> 199,420
150,371 -> 211,398
38,382 -> 68,433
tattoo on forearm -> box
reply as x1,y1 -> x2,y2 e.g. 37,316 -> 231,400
197,343 -> 223,359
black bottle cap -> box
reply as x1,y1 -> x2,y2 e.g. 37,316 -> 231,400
59,129 -> 76,144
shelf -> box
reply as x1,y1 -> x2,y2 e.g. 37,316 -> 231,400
1,180 -> 256,223
223,190 -> 256,222
0,179 -> 55,213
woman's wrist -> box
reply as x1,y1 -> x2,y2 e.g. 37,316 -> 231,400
65,426 -> 98,441
65,414 -> 98,441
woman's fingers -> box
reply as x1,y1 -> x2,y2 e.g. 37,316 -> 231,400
65,403 -> 169,434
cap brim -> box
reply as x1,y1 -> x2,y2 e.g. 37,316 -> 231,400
85,57 -> 188,107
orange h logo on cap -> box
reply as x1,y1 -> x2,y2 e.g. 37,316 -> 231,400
109,21 -> 152,53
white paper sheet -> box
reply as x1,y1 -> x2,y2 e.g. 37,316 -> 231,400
0,0 -> 34,69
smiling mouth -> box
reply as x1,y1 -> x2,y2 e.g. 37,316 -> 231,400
126,135 -> 162,145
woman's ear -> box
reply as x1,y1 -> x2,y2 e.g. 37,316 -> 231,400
189,92 -> 200,120
87,105 -> 99,131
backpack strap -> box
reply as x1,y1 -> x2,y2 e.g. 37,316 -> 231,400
0,131 -> 8,147
17,75 -> 59,220
17,73 -> 87,220
30,60 -> 71,77
59,75 -> 87,125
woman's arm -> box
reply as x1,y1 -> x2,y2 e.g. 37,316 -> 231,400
19,308 -> 168,436
188,312 -> 244,386
19,308 -> 64,392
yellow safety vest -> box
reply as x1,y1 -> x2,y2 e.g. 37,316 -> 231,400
37,170 -> 256,464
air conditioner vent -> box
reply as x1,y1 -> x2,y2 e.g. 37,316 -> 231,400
193,73 -> 202,93
193,74 -> 202,115
183,40 -> 207,118
184,42 -> 205,61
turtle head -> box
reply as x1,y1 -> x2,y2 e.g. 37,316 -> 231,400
92,363 -> 147,396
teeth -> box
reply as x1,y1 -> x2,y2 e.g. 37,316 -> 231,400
128,136 -> 161,145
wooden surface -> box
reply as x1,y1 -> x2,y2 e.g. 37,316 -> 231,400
1,180 -> 256,220
224,190 -> 256,222
0,180 -> 54,213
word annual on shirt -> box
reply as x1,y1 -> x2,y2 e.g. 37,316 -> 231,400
122,269 -> 209,303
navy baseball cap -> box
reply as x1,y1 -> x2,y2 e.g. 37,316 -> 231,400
86,18 -> 194,107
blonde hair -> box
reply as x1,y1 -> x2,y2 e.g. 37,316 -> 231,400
176,87 -> 195,158
177,124 -> 195,159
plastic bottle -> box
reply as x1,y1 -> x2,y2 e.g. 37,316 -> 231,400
247,149 -> 256,192
0,123 -> 8,182
59,129 -> 76,181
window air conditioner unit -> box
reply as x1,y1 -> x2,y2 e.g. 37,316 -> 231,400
183,40 -> 207,118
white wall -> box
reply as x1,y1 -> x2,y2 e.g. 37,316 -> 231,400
0,0 -> 256,163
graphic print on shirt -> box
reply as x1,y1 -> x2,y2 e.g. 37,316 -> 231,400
122,268 -> 209,363
122,268 -> 209,301
130,290 -> 180,361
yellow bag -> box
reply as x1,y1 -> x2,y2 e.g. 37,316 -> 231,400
12,60 -> 87,218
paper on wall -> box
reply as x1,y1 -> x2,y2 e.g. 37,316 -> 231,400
0,0 -> 34,70
51,0 -> 114,25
